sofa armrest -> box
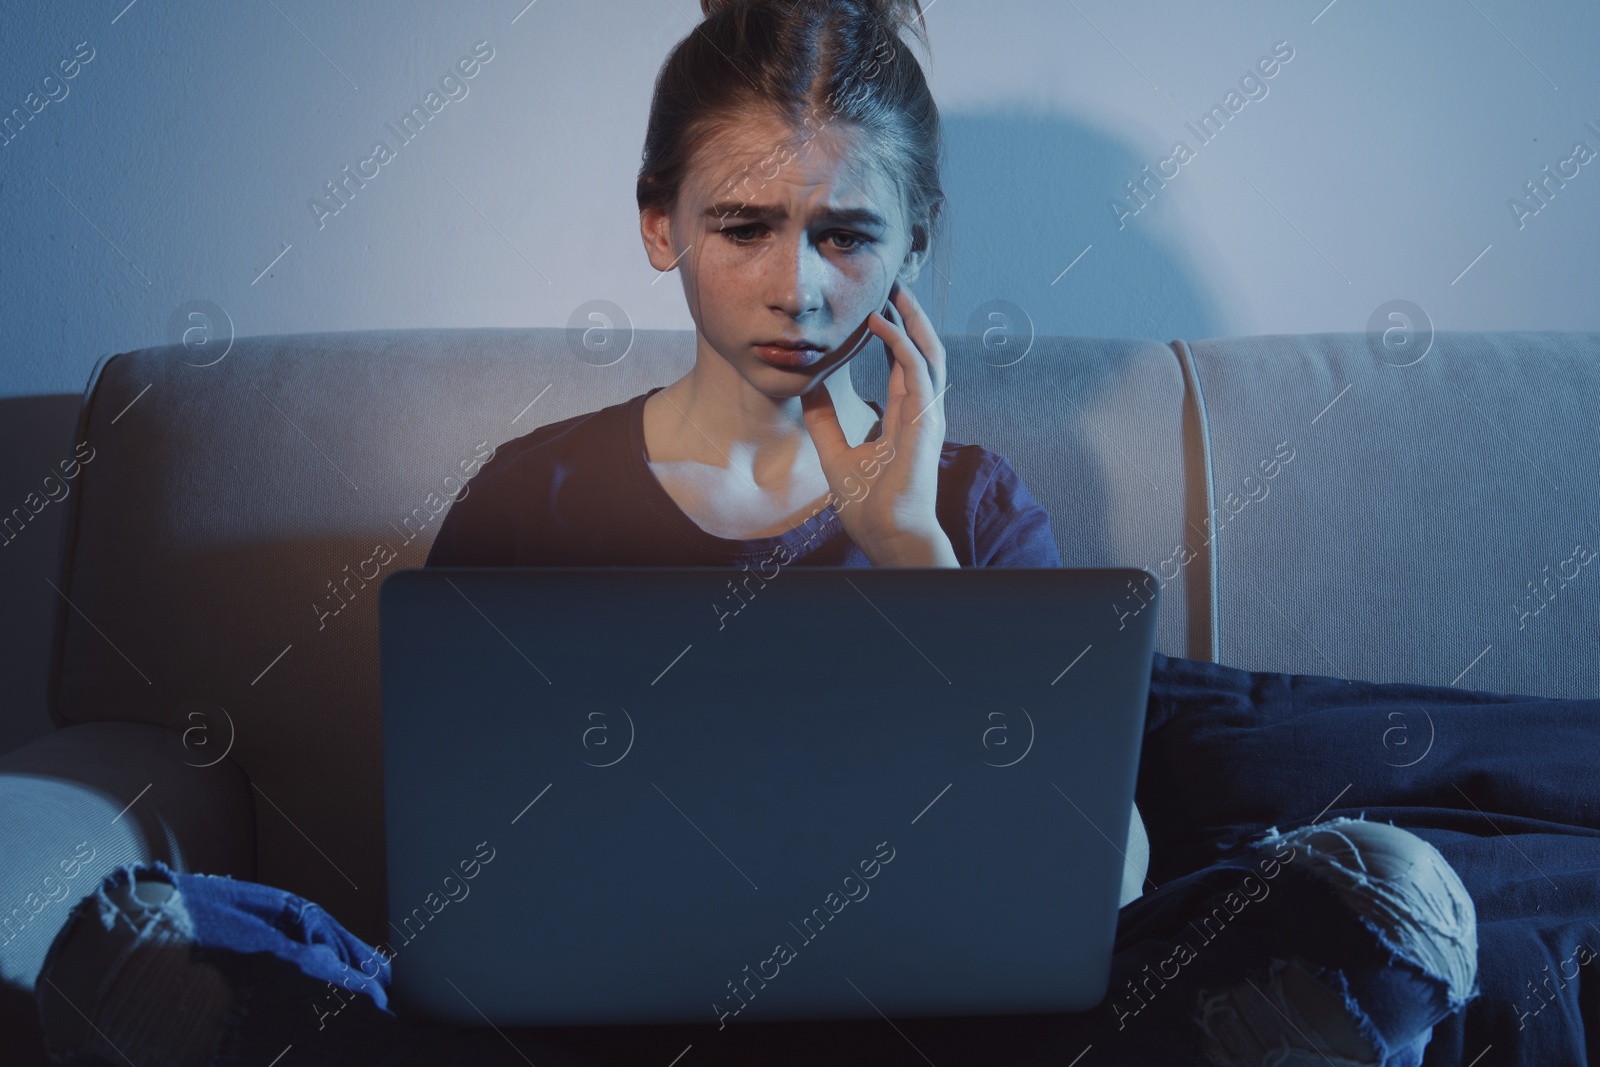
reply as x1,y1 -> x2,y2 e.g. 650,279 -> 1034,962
0,722 -> 255,992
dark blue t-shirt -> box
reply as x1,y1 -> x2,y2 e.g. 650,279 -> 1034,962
424,385 -> 1062,568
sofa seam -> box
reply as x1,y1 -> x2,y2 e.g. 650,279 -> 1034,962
47,348 -> 130,730
1171,338 -> 1221,663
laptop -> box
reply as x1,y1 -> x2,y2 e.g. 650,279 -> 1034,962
378,566 -> 1159,1028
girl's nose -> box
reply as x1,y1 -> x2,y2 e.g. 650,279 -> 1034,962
767,237 -> 825,317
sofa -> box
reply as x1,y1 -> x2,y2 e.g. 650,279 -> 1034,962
3,326 -> 1597,1062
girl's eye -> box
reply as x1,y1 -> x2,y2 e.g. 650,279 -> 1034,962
720,224 -> 764,244
828,231 -> 869,253
717,225 -> 871,254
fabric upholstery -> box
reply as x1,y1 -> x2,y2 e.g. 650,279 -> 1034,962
0,722 -> 254,991
1185,330 -> 1600,698
37,325 -> 1597,953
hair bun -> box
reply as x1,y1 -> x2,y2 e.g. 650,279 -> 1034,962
699,0 -> 927,40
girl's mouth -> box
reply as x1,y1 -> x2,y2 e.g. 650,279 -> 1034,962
753,344 -> 826,367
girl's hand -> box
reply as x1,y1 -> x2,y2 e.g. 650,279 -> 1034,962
800,280 -> 955,565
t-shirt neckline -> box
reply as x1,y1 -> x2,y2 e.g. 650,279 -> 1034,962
627,385 -> 884,556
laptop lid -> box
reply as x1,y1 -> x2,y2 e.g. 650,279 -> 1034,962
379,566 -> 1159,1028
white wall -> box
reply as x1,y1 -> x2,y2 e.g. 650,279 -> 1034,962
3,0 -> 1596,388
1,0 -> 1597,750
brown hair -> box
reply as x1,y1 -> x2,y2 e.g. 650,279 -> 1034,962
638,0 -> 948,329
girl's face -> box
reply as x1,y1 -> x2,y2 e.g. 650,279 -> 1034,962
642,109 -> 922,393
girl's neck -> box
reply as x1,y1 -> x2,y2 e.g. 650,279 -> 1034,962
645,368 -> 881,471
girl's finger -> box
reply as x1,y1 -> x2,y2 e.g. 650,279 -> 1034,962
870,303 -> 934,396
867,309 -> 924,443
872,303 -> 933,400
798,376 -> 850,464
887,284 -> 946,397
872,304 -> 942,434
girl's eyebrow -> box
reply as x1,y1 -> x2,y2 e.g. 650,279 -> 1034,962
704,201 -> 888,229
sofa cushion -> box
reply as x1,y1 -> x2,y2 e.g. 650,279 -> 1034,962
49,328 -> 1193,944
1184,330 -> 1600,699
0,722 -> 254,991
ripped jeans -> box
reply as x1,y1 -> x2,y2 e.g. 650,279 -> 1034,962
1071,816 -> 1480,1067
32,816 -> 1477,1067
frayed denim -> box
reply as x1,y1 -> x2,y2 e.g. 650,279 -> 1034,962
33,863 -> 407,1067
33,816 -> 1477,1067
1190,817 -> 1477,1067
1002,815 -> 1479,1067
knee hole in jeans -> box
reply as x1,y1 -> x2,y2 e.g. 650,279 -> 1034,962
37,869 -> 234,1067
1193,817 -> 1480,1067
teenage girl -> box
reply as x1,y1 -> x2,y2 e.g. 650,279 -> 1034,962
33,4 -> 1479,1065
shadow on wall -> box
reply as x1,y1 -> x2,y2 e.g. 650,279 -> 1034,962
0,395 -> 84,759
0,115 -> 1222,761
937,111 -> 1224,344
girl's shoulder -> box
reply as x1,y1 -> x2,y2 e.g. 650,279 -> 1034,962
933,438 -> 1024,500
464,392 -> 638,493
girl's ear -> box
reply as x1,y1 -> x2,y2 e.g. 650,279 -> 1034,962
908,222 -> 929,254
900,225 -> 929,284
640,206 -> 679,273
